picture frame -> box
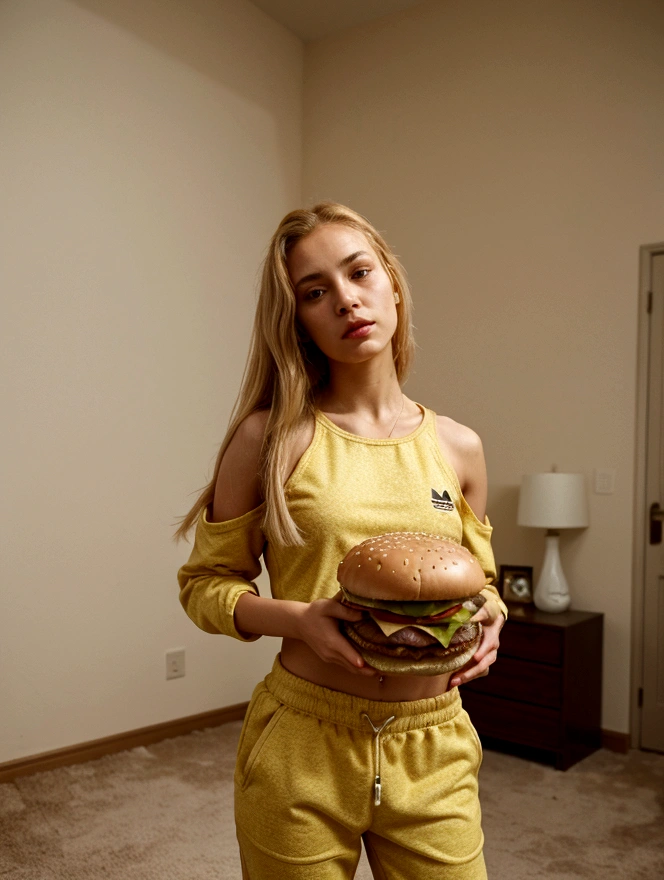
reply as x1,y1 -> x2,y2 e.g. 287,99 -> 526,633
499,564 -> 534,605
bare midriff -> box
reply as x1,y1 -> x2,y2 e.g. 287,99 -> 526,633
280,637 -> 454,701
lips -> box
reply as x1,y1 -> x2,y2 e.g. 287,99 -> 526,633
343,320 -> 374,339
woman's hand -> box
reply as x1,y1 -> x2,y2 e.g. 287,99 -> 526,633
448,597 -> 505,688
295,591 -> 378,676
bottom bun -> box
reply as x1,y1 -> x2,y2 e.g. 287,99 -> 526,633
344,623 -> 482,677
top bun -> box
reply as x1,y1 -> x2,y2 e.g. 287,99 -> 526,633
337,531 -> 485,601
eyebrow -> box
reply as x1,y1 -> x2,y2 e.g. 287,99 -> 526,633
293,250 -> 371,291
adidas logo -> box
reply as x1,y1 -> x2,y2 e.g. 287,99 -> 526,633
431,488 -> 455,511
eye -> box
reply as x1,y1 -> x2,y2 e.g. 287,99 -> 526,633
353,268 -> 371,279
305,288 -> 325,301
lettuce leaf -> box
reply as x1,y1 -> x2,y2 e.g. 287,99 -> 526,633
342,588 -> 463,618
426,607 -> 473,647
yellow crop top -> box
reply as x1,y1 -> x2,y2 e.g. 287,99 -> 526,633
178,403 -> 508,640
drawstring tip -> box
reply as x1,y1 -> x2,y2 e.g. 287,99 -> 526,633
362,713 -> 395,808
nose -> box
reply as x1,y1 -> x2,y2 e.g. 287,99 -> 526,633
334,280 -> 360,315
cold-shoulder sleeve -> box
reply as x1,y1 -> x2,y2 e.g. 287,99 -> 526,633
177,503 -> 267,641
458,495 -> 508,621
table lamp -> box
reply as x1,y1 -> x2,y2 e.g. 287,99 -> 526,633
517,468 -> 589,612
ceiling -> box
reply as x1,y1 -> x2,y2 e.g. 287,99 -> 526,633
249,0 -> 425,43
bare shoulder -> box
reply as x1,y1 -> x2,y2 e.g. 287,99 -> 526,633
211,409 -> 270,523
285,413 -> 316,482
434,414 -> 486,497
211,409 -> 316,523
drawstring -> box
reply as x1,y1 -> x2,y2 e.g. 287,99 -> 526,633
362,713 -> 396,806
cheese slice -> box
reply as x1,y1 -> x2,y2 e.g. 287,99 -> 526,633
370,608 -> 473,649
373,617 -> 437,639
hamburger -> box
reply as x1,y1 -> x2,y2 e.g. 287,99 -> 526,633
337,531 -> 487,676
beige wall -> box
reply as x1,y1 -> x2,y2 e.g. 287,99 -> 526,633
4,0 -> 662,766
303,0 -> 664,733
1,0 -> 301,763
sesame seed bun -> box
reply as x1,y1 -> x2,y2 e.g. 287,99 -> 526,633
337,531 -> 485,602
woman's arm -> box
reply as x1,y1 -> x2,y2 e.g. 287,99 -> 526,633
210,409 -> 268,523
211,412 -> 376,676
177,412 -> 272,640
446,424 -> 506,688
457,427 -> 489,523
234,592 -> 375,676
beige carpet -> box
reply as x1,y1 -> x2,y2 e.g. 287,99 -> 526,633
1,721 -> 662,879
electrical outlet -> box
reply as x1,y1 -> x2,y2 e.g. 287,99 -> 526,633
166,648 -> 185,680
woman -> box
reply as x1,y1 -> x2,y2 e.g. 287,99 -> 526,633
175,202 -> 507,879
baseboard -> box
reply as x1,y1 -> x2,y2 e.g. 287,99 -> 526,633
0,702 -> 249,784
0,711 -> 633,784
601,729 -> 630,754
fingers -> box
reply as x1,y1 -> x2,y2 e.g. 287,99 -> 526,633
302,600 -> 376,675
330,642 -> 378,676
470,602 -> 501,625
345,655 -> 378,675
333,604 -> 364,621
449,615 -> 501,686
334,628 -> 377,675
449,647 -> 497,687
327,593 -> 363,621
469,607 -> 488,623
329,603 -> 376,674
472,623 -> 501,664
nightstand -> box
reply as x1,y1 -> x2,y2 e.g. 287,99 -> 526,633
461,605 -> 603,770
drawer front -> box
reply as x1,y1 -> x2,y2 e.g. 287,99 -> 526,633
463,656 -> 562,708
500,622 -> 563,665
462,691 -> 562,750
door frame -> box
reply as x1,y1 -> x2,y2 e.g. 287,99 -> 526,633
631,242 -> 664,748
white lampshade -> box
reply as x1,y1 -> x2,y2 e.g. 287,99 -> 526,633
517,473 -> 589,529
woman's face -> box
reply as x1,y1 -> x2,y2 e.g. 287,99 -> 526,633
287,224 -> 398,366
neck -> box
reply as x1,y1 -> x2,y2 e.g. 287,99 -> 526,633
316,349 -> 403,420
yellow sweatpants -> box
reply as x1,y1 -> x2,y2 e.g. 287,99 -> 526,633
234,655 -> 487,880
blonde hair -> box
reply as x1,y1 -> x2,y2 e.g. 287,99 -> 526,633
172,202 -> 416,546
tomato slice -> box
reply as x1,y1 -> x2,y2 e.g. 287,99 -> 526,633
425,604 -> 464,621
370,604 -> 463,625
340,598 -> 369,612
340,596 -> 465,624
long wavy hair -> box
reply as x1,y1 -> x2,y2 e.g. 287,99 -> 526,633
172,202 -> 416,546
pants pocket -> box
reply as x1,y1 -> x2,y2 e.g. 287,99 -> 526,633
235,691 -> 287,791
234,682 -> 265,771
460,709 -> 483,770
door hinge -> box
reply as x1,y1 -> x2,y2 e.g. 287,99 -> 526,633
638,687 -> 644,708
647,291 -> 653,313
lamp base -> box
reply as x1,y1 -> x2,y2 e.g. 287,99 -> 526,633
533,532 -> 571,613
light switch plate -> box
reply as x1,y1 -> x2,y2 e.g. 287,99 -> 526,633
594,469 -> 616,494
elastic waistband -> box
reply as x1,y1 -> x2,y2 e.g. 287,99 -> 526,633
264,655 -> 462,733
